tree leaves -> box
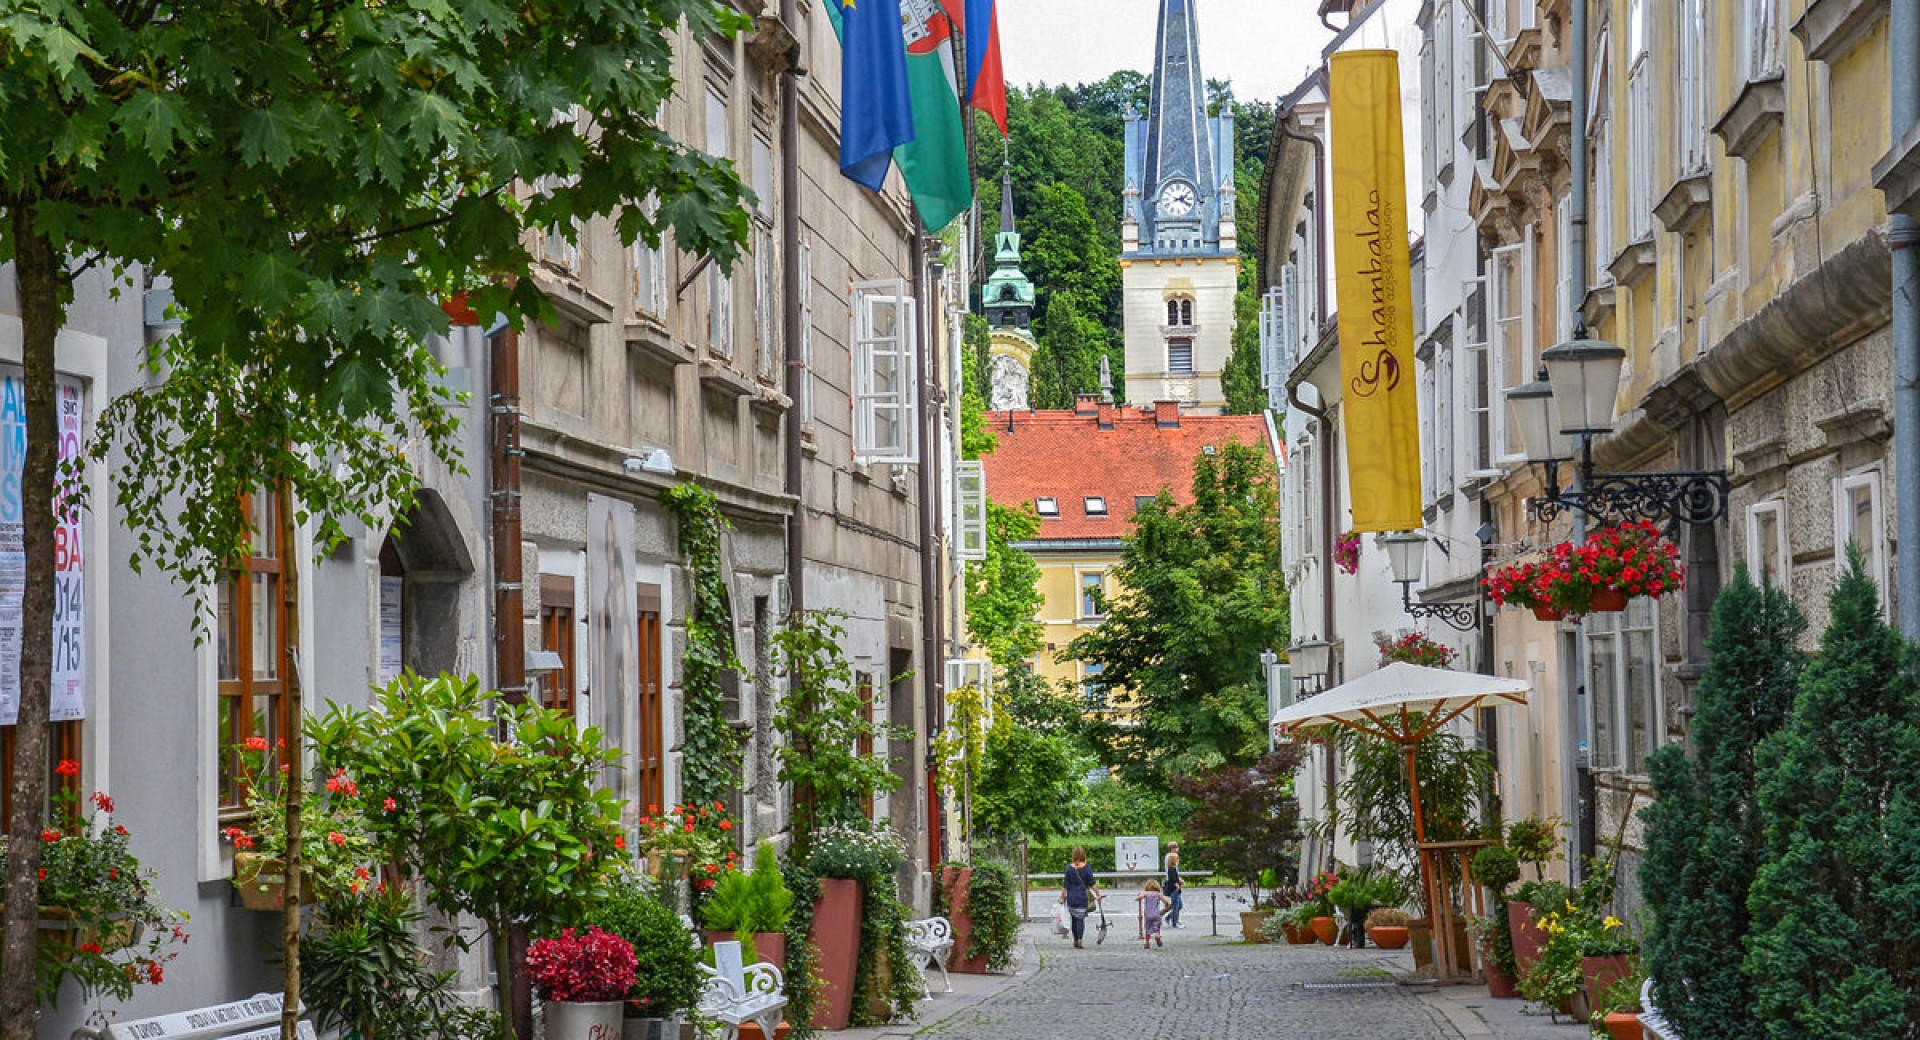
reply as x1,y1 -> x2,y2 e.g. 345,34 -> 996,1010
113,90 -> 185,162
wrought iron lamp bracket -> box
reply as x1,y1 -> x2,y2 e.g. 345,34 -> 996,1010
1398,582 -> 1479,632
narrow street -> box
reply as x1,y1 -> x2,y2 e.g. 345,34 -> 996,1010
894,889 -> 1582,1040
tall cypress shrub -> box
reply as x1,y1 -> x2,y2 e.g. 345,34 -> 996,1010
1745,549 -> 1920,1039
1639,566 -> 1805,1039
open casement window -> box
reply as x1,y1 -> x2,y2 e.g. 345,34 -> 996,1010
631,196 -> 669,319
1461,275 -> 1496,478
851,278 -> 918,463
799,239 -> 816,428
1,724 -> 83,827
856,671 -> 875,820
709,262 -> 735,358
1589,26 -> 1615,272
1676,0 -> 1710,174
955,461 -> 987,562
1586,597 -> 1662,774
637,585 -> 666,813
533,175 -> 582,276
1555,197 -> 1575,343
217,487 -> 296,814
1434,339 -> 1455,491
1490,241 -> 1533,466
1626,0 -> 1653,242
754,228 -> 779,382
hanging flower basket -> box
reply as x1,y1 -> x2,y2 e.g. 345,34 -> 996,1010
1334,530 -> 1361,575
1377,631 -> 1459,668
1484,523 -> 1684,619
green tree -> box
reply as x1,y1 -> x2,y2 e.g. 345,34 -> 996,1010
965,502 -> 1044,670
1640,566 -> 1806,1040
1023,181 -> 1119,326
0,3 -> 751,1032
771,611 -> 907,840
1067,441 -> 1288,792
1222,287 -> 1267,414
974,694 -> 1084,844
1745,549 -> 1920,1039
1032,295 -> 1102,409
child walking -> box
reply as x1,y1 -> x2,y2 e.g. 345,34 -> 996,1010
1137,879 -> 1166,949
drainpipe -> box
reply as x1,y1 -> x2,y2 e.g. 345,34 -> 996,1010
913,234 -> 944,873
1893,0 -> 1920,637
1565,0 -> 1591,887
485,319 -> 532,1040
781,0 -> 806,622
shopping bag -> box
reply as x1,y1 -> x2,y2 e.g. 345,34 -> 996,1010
1052,901 -> 1070,936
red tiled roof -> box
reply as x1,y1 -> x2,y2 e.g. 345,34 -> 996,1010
978,402 -> 1274,542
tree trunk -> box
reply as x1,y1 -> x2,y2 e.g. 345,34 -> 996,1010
281,484 -> 303,1040
1,204 -> 68,1038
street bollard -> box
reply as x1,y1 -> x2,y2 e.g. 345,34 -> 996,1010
1211,892 -> 1217,937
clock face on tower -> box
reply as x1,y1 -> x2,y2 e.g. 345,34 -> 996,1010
1157,180 -> 1197,217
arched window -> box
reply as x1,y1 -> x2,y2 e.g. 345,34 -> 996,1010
1167,297 -> 1195,328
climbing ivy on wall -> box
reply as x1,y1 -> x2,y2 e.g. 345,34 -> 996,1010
662,483 -> 745,811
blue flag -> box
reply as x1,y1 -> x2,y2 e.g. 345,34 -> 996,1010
828,0 -> 915,192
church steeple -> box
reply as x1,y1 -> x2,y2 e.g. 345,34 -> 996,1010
1131,0 -> 1231,258
984,165 -> 1034,332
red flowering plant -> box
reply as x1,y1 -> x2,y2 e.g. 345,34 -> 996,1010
1582,521 -> 1684,598
1484,523 -> 1684,618
223,737 -> 376,900
0,762 -> 188,1006
1376,631 -> 1460,669
1334,530 -> 1362,575
526,926 -> 639,1004
635,801 -> 738,891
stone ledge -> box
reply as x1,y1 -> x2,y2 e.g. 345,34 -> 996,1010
1654,171 -> 1712,233
1713,74 -> 1787,160
1607,238 -> 1657,287
1873,117 -> 1920,217
1790,0 -> 1887,63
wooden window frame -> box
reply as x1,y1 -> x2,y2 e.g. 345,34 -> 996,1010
637,584 -> 666,813
217,487 -> 294,815
539,574 -> 578,716
1,722 -> 83,826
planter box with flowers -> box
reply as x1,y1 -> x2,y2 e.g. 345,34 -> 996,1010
530,926 -> 640,1040
1485,522 -> 1683,621
1,761 -> 189,1008
221,736 -> 376,910
1377,631 -> 1459,669
637,801 -> 738,895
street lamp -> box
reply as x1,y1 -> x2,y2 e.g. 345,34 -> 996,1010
1260,649 -> 1292,751
1287,637 -> 1332,696
1506,340 -> 1730,532
1379,531 -> 1478,632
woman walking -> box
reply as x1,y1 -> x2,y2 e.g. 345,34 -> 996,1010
1164,842 -> 1184,929
1061,847 -> 1100,949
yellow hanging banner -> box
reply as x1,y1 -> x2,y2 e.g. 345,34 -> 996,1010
1328,50 -> 1421,533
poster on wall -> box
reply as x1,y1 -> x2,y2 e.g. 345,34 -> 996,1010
377,577 -> 404,684
0,374 -> 87,725
586,494 -> 637,803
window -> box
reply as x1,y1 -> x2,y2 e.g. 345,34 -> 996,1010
1490,242 -> 1533,463
1084,496 -> 1108,517
754,228 -> 778,380
1677,0 -> 1710,174
1,724 -> 82,826
1835,470 -> 1887,590
1079,661 -> 1108,711
1435,0 -> 1455,160
1420,36 -> 1437,188
709,261 -> 734,358
851,279 -> 917,462
1626,0 -> 1653,242
538,575 -> 576,715
1590,25 -> 1615,271
1462,275 -> 1494,476
637,586 -> 665,813
956,461 -> 987,562
1434,341 -> 1455,491
218,488 -> 293,811
1168,338 -> 1195,375
1746,499 -> 1790,588
751,133 -> 774,220
1555,196 -> 1575,343
1080,571 -> 1107,619
1035,496 -> 1059,518
1587,596 -> 1661,774
1745,0 -> 1780,80
631,197 -> 668,318
532,175 -> 581,275
1134,494 -> 1156,512
705,84 -> 730,161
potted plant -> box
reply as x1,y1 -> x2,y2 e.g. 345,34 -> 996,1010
1578,914 -> 1638,1022
3,774 -> 190,1008
805,821 -> 907,1030
1471,844 -> 1522,997
305,885 -> 505,1039
1274,902 -> 1318,944
636,801 -> 738,892
579,871 -> 703,1040
1303,870 -> 1341,945
528,927 -> 639,1040
700,840 -> 792,967
222,737 -> 376,910
1376,631 -> 1459,669
1583,522 -> 1683,609
1366,907 -> 1411,950
1591,965 -> 1648,1040
1334,530 -> 1361,575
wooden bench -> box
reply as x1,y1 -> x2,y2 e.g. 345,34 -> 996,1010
696,939 -> 787,1040
71,992 -> 315,1040
905,916 -> 954,997
1638,978 -> 1683,1040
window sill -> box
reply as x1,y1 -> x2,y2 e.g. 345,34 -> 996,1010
1653,171 -> 1712,233
1874,116 -> 1920,216
1790,0 -> 1886,63
1711,74 -> 1787,161
531,268 -> 615,326
1606,238 -> 1657,288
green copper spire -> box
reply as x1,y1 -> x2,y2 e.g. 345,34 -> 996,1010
983,165 -> 1034,331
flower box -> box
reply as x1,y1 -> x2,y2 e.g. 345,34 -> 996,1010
1486,523 -> 1683,619
232,852 -> 309,911
807,878 -> 862,1030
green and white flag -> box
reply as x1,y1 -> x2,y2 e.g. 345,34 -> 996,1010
825,0 -> 973,232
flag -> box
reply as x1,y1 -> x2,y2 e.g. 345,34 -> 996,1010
962,0 -> 1008,135
1328,51 -> 1421,532
830,0 -> 973,230
830,0 -> 914,192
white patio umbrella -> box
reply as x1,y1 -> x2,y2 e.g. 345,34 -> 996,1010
1271,661 -> 1531,980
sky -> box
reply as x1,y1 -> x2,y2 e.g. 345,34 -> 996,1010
995,0 -> 1333,104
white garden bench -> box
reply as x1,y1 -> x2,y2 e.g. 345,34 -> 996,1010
905,916 -> 955,997
696,939 -> 787,1040
1638,978 -> 1683,1040
71,992 -> 315,1040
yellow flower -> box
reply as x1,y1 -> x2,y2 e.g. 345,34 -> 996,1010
1603,916 -> 1623,931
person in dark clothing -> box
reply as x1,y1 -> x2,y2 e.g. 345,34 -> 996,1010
1165,842 -> 1184,928
1061,846 -> 1100,948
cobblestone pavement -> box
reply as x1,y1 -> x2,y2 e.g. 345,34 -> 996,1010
918,915 -> 1466,1040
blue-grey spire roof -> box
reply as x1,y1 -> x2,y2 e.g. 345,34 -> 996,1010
1137,0 -> 1224,256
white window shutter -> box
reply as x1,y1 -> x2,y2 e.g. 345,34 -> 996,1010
956,460 -> 987,562
852,278 -> 917,463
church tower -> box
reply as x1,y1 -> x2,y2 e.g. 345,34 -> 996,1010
983,166 -> 1038,411
1121,0 -> 1239,413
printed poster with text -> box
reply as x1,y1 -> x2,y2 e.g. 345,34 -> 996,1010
0,373 -> 87,725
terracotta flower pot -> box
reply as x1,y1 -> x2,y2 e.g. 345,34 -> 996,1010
1484,952 -> 1519,998
1533,603 -> 1566,622
943,865 -> 989,973
1367,925 -> 1409,949
1582,954 -> 1633,1018
1309,915 -> 1338,945
1603,1011 -> 1646,1040
1283,920 -> 1316,944
1590,587 -> 1628,611
1239,909 -> 1276,943
807,878 -> 862,1030
1507,900 -> 1547,978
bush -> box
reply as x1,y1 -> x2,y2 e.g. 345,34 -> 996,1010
965,861 -> 1021,972
1074,776 -> 1191,836
305,886 -> 504,1040
580,873 -> 704,1020
1745,550 -> 1920,1038
1171,747 -> 1306,905
700,840 -> 793,959
1639,566 -> 1803,1040
1471,845 -> 1522,982
1472,845 -> 1521,893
